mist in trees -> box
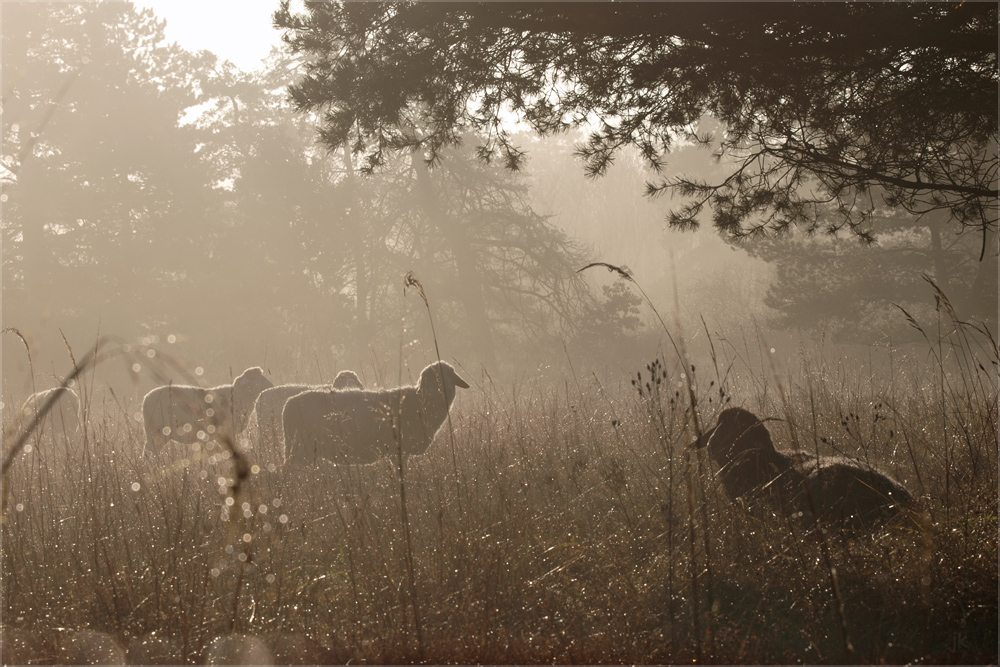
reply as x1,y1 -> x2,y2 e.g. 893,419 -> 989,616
2,1 -> 996,398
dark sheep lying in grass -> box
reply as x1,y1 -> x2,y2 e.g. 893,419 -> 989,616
283,361 -> 469,467
691,407 -> 914,529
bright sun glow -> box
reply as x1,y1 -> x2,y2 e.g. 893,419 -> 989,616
136,0 -> 285,71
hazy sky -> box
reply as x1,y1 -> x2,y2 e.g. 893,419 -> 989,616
136,0 -> 285,71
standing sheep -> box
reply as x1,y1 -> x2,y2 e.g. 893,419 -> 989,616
283,361 -> 469,466
253,370 -> 364,447
142,367 -> 272,454
691,407 -> 914,529
20,387 -> 82,441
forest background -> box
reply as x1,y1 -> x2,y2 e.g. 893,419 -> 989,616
0,4 -> 996,664
2,1 -> 996,404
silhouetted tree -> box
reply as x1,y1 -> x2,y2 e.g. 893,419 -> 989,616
274,2 -> 997,245
747,210 -> 998,342
193,53 -> 363,356
195,56 -> 599,370
2,3 -> 218,348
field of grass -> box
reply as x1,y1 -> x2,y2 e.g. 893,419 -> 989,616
1,318 -> 997,664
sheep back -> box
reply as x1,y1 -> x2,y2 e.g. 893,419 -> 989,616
283,387 -> 424,465
283,361 -> 467,466
255,371 -> 364,446
142,367 -> 271,453
20,387 -> 81,438
255,384 -> 314,446
805,459 -> 915,528
230,367 -> 273,432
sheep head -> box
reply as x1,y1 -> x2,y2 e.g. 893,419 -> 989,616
232,367 -> 273,431
691,407 -> 777,468
332,370 -> 364,390
418,361 -> 470,405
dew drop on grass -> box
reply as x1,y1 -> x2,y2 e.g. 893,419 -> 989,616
167,334 -> 176,344
24,444 -> 32,453
15,503 -> 23,512
131,482 -> 140,492
225,497 -> 235,507
132,363 -> 141,373
146,349 -> 156,359
195,367 -> 204,376
266,574 -> 275,583
278,514 -> 288,524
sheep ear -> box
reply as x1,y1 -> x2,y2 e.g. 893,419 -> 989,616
690,425 -> 717,450
451,370 -> 470,389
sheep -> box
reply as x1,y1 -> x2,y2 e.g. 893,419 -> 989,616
20,387 -> 81,441
141,367 -> 272,454
253,370 -> 364,447
283,361 -> 469,467
691,407 -> 915,530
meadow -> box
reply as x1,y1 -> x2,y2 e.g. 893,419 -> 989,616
1,315 -> 996,664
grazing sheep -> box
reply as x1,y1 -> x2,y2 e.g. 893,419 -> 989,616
142,367 -> 272,454
692,407 -> 914,529
254,370 -> 364,446
283,361 -> 469,466
20,387 -> 81,439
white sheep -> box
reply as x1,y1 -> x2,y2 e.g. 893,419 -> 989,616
253,370 -> 364,447
20,387 -> 81,441
283,361 -> 469,466
141,367 -> 272,454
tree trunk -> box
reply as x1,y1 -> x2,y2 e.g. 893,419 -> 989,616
15,160 -> 56,305
928,213 -> 951,295
968,226 -> 998,326
412,157 -> 498,370
342,145 -> 371,343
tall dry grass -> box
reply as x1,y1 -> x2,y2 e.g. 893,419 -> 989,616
1,312 -> 996,664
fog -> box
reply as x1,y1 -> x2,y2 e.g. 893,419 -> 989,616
1,6 -> 997,664
2,2 -> 996,408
